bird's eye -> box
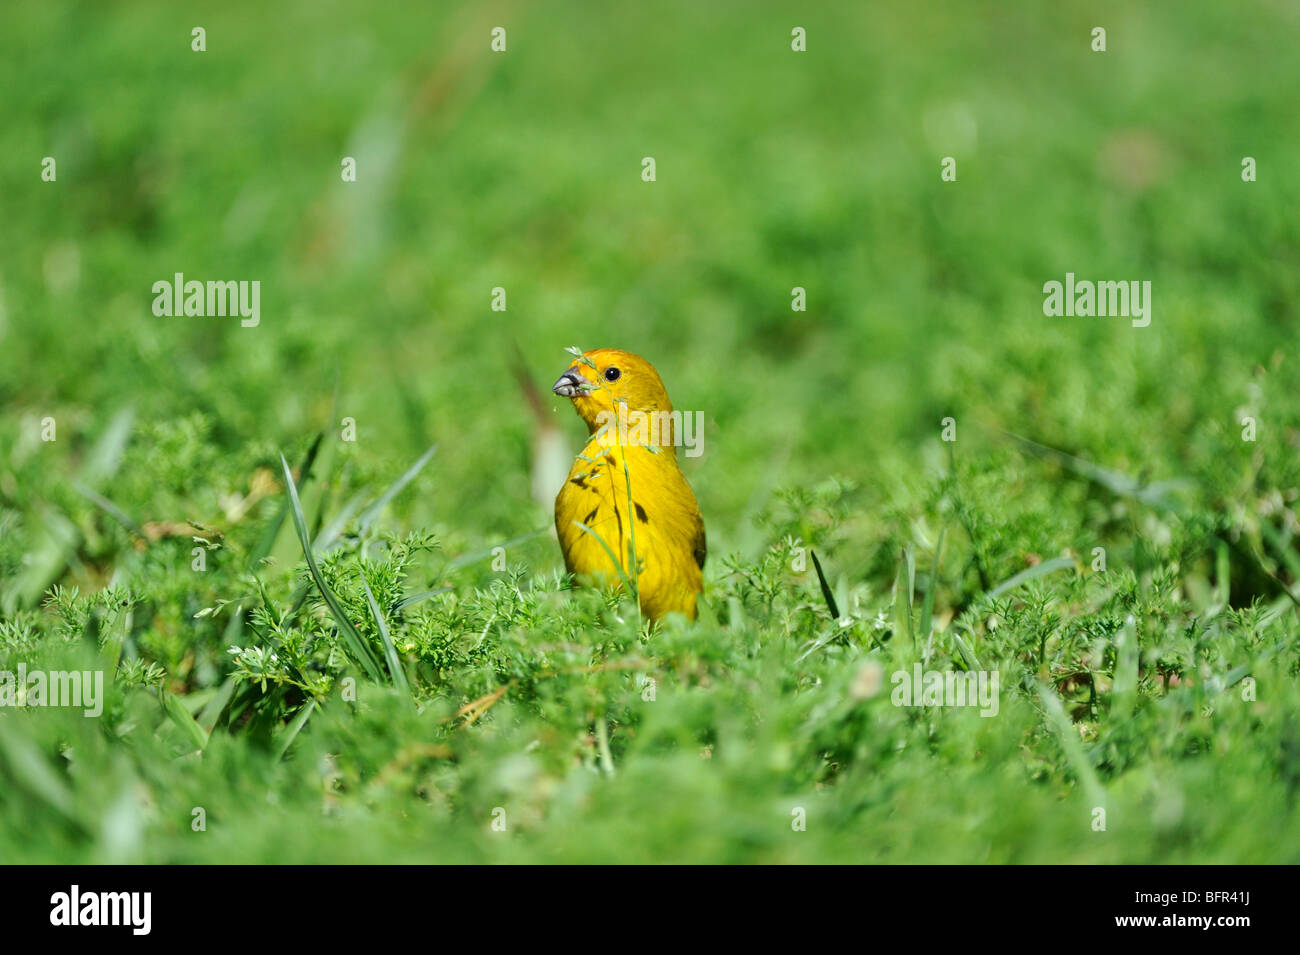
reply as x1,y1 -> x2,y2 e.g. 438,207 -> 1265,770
604,367 -> 621,382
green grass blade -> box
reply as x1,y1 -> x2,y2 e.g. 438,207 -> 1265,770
1215,540 -> 1232,608
891,553 -> 909,647
1112,615 -> 1139,720
5,507 -> 79,614
314,489 -> 367,554
393,586 -> 453,611
197,677 -> 237,736
999,429 -> 1191,513
0,722 -> 80,822
280,453 -> 384,682
99,607 -> 128,672
986,556 -> 1075,603
357,442 -> 438,534
438,527 -> 551,579
809,549 -> 840,619
902,545 -> 916,647
160,689 -> 210,753
248,433 -> 323,573
1036,681 -> 1106,809
274,700 -> 317,761
363,576 -> 413,702
950,626 -> 982,670
73,482 -> 144,538
919,527 -> 944,639
571,520 -> 637,599
79,407 -> 135,488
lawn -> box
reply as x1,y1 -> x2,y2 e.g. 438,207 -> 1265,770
1,0 -> 1298,863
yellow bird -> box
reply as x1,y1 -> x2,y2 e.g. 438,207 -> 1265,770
552,348 -> 706,621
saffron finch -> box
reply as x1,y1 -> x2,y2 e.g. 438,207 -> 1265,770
552,348 -> 706,621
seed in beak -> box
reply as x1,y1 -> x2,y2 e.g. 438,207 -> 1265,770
552,369 -> 591,398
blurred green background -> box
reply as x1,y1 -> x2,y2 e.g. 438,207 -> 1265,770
1,1 -> 1298,863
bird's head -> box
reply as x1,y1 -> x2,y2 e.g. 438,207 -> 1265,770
552,348 -> 674,437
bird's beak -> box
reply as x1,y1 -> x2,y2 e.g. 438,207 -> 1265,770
552,368 -> 593,398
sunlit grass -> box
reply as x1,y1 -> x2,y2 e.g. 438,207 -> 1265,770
1,0 -> 1298,863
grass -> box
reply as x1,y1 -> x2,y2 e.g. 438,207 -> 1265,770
1,0 -> 1299,863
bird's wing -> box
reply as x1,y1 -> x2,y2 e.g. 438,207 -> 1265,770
555,453 -> 627,573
